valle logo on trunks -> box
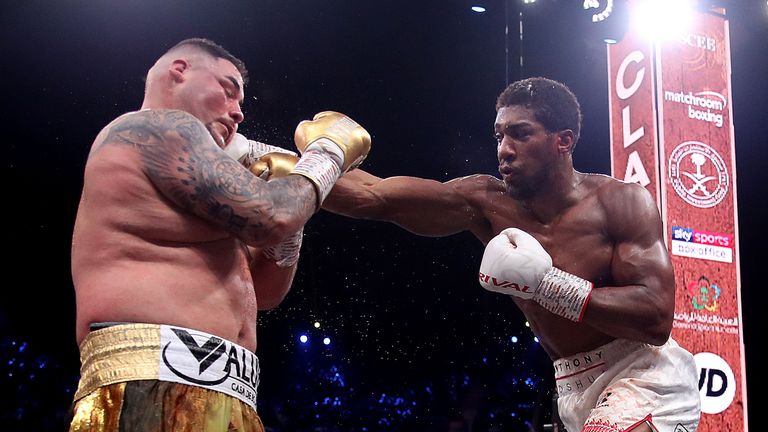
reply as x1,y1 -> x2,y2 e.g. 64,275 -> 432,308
158,325 -> 260,410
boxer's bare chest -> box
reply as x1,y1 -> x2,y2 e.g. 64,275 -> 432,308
476,191 -> 618,356
480,191 -> 615,287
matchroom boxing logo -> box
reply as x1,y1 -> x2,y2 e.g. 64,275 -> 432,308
668,141 -> 729,209
663,89 -> 726,128
158,326 -> 260,408
694,352 -> 736,414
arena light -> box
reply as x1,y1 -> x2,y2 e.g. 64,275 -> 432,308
601,9 -> 629,44
510,336 -> 519,343
471,5 -> 486,13
522,0 -> 536,4
314,321 -> 321,328
632,0 -> 694,42
299,334 -> 309,344
323,337 -> 331,346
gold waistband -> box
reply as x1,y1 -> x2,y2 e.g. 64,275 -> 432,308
75,323 -> 164,401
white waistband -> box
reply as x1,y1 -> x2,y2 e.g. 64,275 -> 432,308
158,325 -> 260,409
77,323 -> 260,411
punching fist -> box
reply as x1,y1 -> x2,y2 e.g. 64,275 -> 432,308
291,111 -> 372,207
293,111 -> 371,173
479,228 -> 593,322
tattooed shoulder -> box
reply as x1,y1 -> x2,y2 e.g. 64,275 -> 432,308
88,110 -> 208,158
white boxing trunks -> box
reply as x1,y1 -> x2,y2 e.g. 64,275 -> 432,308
554,338 -> 700,432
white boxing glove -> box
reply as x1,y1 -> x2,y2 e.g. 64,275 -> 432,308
224,133 -> 297,168
479,228 -> 593,322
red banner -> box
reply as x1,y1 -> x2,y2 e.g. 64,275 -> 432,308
608,6 -> 747,432
607,29 -> 660,202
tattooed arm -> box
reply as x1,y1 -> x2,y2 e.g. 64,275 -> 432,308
100,109 -> 317,248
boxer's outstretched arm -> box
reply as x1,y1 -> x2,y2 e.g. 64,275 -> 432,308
582,183 -> 675,345
324,169 -> 487,237
98,109 -> 316,248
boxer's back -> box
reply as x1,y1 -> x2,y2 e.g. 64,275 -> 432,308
72,118 -> 258,349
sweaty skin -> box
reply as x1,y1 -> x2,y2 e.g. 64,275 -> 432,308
72,53 -> 316,352
324,105 -> 674,360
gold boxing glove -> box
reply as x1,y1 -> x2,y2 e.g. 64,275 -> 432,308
251,153 -> 303,267
250,152 -> 300,180
291,111 -> 372,208
293,111 -> 371,173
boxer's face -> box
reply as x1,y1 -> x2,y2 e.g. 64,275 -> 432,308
495,105 -> 559,200
175,56 -> 245,149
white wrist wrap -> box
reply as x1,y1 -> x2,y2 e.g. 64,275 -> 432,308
253,141 -> 298,157
290,150 -> 342,207
305,138 -> 345,169
225,135 -> 297,168
263,229 -> 303,268
534,267 -> 593,322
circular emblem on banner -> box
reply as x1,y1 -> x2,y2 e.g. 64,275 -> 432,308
668,141 -> 729,208
693,352 -> 736,414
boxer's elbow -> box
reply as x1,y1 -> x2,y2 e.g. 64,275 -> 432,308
258,290 -> 289,310
645,307 -> 673,346
646,327 -> 672,346
251,254 -> 296,310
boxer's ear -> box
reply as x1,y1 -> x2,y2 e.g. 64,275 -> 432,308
169,59 -> 190,83
556,130 -> 575,154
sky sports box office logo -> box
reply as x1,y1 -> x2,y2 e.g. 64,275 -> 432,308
671,226 -> 733,263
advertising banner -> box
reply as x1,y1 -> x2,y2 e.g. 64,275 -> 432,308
608,6 -> 746,431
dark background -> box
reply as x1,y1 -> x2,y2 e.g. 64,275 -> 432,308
2,0 -> 765,430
